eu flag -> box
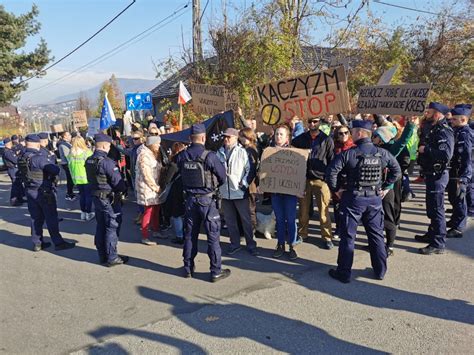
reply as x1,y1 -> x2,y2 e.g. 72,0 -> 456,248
100,92 -> 116,130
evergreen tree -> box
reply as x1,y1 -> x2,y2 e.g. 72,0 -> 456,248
0,5 -> 51,106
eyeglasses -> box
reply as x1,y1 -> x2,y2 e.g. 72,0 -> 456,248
149,133 -> 159,136
338,131 -> 350,136
132,137 -> 141,140
308,119 -> 320,124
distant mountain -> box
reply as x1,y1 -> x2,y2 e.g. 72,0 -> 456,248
50,78 -> 159,105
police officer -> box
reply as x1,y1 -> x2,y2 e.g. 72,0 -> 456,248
85,133 -> 128,267
11,134 -> 25,156
416,102 -> 454,254
446,104 -> 472,238
2,138 -> 25,206
38,132 -> 57,164
175,123 -> 230,282
18,134 -> 76,252
326,120 -> 401,283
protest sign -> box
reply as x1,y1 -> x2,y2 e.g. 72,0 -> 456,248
72,110 -> 88,128
50,124 -> 64,133
190,83 -> 226,115
377,64 -> 399,85
255,66 -> 351,132
225,90 -> 239,111
87,118 -> 100,136
258,147 -> 309,197
357,83 -> 431,116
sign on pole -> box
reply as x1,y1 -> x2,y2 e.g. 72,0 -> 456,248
72,110 -> 88,128
377,64 -> 400,85
357,83 -> 431,116
50,124 -> 64,133
125,92 -> 153,111
255,66 -> 351,132
258,147 -> 309,197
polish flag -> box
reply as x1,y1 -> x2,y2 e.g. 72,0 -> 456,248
178,81 -> 192,104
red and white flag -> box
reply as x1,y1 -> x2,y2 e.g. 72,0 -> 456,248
178,81 -> 191,105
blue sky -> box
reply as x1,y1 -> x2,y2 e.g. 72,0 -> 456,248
3,0 -> 459,106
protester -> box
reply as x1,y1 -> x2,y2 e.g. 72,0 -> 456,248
292,116 -> 335,249
135,135 -> 163,245
68,136 -> 94,221
269,124 -> 300,259
217,128 -> 258,256
239,127 -> 259,230
57,131 -> 76,201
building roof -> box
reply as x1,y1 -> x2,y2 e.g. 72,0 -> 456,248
150,46 -> 355,100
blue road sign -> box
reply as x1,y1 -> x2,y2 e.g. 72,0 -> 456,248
125,92 -> 153,111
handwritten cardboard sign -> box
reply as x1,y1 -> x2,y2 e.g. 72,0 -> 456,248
72,110 -> 88,128
357,83 -> 431,116
255,66 -> 351,132
50,124 -> 64,133
190,83 -> 240,115
258,147 -> 309,197
225,90 -> 239,111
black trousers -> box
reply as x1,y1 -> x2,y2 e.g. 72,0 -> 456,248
382,189 -> 397,248
61,164 -> 74,197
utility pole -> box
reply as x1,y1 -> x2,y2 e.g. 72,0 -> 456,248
192,0 -> 203,64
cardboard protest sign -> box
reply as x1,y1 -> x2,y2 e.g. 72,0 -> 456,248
377,65 -> 399,85
357,83 -> 431,116
190,84 -> 226,115
255,66 -> 351,132
50,124 -> 64,133
225,90 -> 239,111
72,110 -> 88,128
258,147 -> 309,197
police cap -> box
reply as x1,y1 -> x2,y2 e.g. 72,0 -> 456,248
94,133 -> 112,143
11,134 -> 18,141
351,120 -> 373,131
190,123 -> 206,135
3,138 -> 11,144
428,102 -> 450,115
25,134 -> 40,143
38,132 -> 49,140
451,104 -> 472,117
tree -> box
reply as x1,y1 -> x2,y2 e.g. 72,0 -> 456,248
0,5 -> 51,106
76,91 -> 92,117
96,74 -> 123,118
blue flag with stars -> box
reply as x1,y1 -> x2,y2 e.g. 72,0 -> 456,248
100,92 -> 116,130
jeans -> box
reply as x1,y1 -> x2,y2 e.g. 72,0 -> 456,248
271,193 -> 298,246
171,216 -> 184,238
77,184 -> 92,213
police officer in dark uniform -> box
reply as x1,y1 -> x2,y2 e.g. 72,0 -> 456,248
11,135 -> 24,156
38,132 -> 57,164
175,123 -> 230,282
2,138 -> 25,206
446,104 -> 472,238
85,133 -> 128,267
326,120 -> 401,283
416,102 -> 454,254
18,134 -> 76,252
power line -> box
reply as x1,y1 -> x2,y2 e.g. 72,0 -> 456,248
22,2 -> 190,100
373,0 -> 442,16
19,0 -> 137,85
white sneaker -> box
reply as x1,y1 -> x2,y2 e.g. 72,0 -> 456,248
80,212 -> 87,220
86,212 -> 95,221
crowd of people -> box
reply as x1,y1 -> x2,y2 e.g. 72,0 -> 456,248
1,101 -> 472,283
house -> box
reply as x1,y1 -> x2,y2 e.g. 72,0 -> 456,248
150,45 -> 356,118
0,105 -> 25,131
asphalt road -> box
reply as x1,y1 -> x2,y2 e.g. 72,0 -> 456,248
0,173 -> 473,354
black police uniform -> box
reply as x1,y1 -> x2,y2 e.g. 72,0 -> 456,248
2,145 -> 25,203
86,148 -> 127,265
19,144 -> 74,251
326,134 -> 401,283
175,134 -> 228,280
418,118 -> 454,251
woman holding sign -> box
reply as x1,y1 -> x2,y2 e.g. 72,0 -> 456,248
270,125 -> 299,260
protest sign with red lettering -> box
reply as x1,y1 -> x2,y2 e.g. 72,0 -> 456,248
357,83 -> 431,116
258,147 -> 309,197
255,66 -> 351,132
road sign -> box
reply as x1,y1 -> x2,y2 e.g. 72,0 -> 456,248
125,92 -> 153,111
